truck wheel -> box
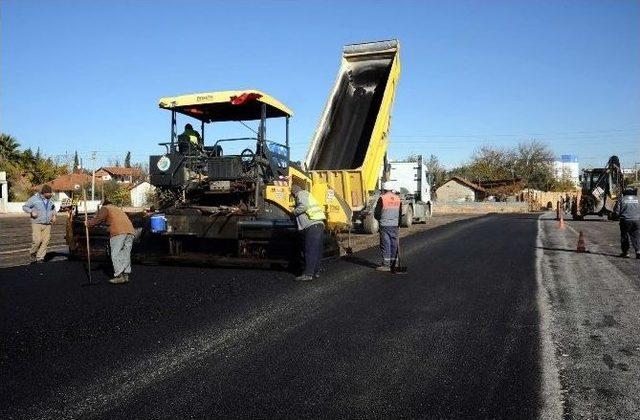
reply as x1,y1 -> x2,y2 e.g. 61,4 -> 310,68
362,214 -> 379,234
401,206 -> 413,228
572,214 -> 583,221
423,203 -> 432,222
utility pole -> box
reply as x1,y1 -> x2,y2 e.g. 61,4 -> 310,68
90,151 -> 97,200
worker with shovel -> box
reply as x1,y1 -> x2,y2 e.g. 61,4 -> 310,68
85,200 -> 136,284
291,184 -> 326,282
374,182 -> 402,272
613,187 -> 640,259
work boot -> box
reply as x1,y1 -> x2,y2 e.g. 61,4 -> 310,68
108,275 -> 128,284
295,274 -> 313,282
619,252 -> 630,258
122,274 -> 130,283
376,265 -> 391,272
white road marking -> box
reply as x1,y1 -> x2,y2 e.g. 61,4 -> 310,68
535,214 -> 564,419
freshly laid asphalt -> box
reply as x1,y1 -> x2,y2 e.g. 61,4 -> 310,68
0,214 -> 543,419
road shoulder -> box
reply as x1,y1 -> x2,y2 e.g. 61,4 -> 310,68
538,213 -> 640,419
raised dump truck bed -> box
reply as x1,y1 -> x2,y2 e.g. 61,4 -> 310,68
305,40 -> 401,231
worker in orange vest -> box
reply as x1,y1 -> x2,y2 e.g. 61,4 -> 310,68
373,182 -> 402,271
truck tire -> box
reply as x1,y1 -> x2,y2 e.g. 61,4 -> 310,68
362,214 -> 379,234
419,203 -> 432,223
400,206 -> 413,228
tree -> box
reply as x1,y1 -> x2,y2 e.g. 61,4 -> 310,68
466,146 -> 515,182
405,154 -> 420,162
0,133 -> 20,161
73,151 -> 80,172
444,140 -> 557,192
551,168 -> 577,191
103,181 -> 131,206
124,151 -> 131,168
0,134 -> 68,200
424,154 -> 448,189
513,140 -> 555,191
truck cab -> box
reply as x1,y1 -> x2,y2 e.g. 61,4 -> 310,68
385,155 -> 433,228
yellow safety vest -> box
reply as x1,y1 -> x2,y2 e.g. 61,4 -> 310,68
306,193 -> 326,221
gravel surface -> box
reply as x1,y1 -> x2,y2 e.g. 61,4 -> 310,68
538,213 -> 640,419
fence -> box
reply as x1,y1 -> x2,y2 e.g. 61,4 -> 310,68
434,201 -> 529,214
519,189 -> 579,211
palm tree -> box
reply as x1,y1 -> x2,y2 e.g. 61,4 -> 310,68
0,133 -> 21,161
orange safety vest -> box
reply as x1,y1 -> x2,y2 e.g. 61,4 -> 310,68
379,192 -> 401,226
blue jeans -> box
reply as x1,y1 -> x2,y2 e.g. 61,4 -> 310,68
379,225 -> 399,267
303,223 -> 324,276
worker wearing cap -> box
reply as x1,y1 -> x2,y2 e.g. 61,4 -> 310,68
374,182 -> 402,271
613,187 -> 640,259
291,184 -> 326,281
22,184 -> 57,263
86,200 -> 136,284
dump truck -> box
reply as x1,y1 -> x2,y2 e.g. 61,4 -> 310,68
68,90 -> 351,267
304,40 -> 401,234
571,155 -> 624,220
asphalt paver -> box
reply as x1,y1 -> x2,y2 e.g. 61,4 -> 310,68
1,214 -> 544,419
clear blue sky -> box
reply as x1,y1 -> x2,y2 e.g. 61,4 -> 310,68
1,0 -> 639,170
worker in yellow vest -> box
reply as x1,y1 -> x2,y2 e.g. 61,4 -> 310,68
178,123 -> 203,154
291,184 -> 326,281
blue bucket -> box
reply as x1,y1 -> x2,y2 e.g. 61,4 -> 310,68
150,214 -> 167,233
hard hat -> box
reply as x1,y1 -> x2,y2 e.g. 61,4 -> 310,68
381,181 -> 392,191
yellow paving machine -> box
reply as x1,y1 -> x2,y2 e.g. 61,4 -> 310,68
68,39 -> 401,267
69,90 -> 350,267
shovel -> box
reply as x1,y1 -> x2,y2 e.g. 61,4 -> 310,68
391,234 -> 408,274
345,226 -> 353,256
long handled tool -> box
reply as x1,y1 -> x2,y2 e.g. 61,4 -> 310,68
392,233 -> 408,274
345,226 -> 353,255
82,188 -> 92,284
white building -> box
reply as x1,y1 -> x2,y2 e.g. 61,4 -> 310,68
0,171 -> 8,213
552,155 -> 580,185
129,181 -> 155,208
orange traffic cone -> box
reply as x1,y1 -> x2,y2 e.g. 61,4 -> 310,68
576,231 -> 587,253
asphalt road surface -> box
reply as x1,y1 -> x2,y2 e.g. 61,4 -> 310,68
0,214 -> 68,268
1,213 -> 551,419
